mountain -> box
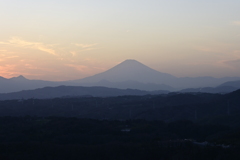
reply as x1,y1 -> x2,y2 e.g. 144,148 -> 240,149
72,59 -> 177,84
10,75 -> 27,81
71,59 -> 240,90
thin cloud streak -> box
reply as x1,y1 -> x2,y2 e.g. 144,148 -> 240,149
70,51 -> 76,56
74,43 -> 98,49
73,43 -> 99,53
223,59 -> 240,69
6,56 -> 19,59
65,64 -> 88,72
232,21 -> 240,26
0,37 -> 57,56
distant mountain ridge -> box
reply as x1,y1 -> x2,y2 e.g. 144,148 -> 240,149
1,59 -> 240,93
0,75 -> 63,93
180,79 -> 240,94
219,80 -> 240,88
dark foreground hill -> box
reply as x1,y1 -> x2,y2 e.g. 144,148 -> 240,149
0,90 -> 240,159
1,89 -> 240,125
0,117 -> 240,160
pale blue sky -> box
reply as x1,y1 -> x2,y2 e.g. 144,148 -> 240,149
0,0 -> 240,80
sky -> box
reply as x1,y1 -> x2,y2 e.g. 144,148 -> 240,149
0,0 -> 240,81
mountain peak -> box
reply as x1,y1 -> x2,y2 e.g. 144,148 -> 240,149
120,59 -> 143,65
114,59 -> 149,70
122,59 -> 139,63
10,75 -> 27,81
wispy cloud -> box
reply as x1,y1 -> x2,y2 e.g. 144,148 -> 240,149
0,63 -> 52,78
194,42 -> 235,55
74,43 -> 98,49
0,53 -> 19,60
70,51 -> 76,56
24,63 -> 59,73
68,43 -> 99,56
232,21 -> 240,26
223,59 -> 240,67
65,62 -> 105,77
65,64 -> 88,72
0,64 -> 18,78
0,37 -> 57,56
217,58 -> 240,72
73,43 -> 99,53
194,46 -> 229,55
0,49 -> 15,54
6,56 -> 19,59
195,47 -> 223,53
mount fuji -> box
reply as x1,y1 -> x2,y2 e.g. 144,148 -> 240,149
71,59 -> 240,90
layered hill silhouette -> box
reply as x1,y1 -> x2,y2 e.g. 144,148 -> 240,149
1,59 -> 240,93
219,80 -> 240,88
180,79 -> 240,93
0,86 -> 169,100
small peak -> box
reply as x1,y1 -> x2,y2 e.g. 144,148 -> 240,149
16,75 -> 26,79
17,75 -> 25,78
10,75 -> 27,80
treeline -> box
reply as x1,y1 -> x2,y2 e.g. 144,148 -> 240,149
0,91 -> 240,126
